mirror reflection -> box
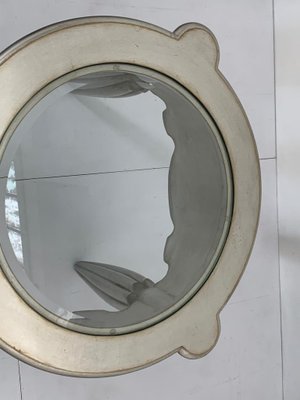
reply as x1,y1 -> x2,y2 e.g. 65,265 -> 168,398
0,66 -> 232,333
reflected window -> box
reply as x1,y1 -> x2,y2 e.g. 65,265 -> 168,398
5,162 -> 24,264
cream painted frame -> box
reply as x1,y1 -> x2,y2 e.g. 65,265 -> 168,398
0,17 -> 260,376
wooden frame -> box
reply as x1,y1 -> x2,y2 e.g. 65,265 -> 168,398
0,17 -> 260,376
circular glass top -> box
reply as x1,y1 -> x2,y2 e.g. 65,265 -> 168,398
0,64 -> 232,334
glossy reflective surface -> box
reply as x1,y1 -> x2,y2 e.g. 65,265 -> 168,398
0,65 -> 232,333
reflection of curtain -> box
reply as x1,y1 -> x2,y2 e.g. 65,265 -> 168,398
5,161 -> 24,264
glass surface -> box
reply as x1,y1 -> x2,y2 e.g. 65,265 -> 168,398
0,65 -> 232,334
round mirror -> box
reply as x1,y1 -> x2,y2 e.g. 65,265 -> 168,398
0,64 -> 233,334
0,18 -> 260,376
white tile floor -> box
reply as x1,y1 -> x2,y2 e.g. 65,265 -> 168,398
0,353 -> 21,399
1,0 -> 297,399
275,2 -> 300,399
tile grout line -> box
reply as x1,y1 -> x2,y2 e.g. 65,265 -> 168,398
0,159 -> 276,182
0,166 -> 170,182
273,0 -> 278,161
17,361 -> 23,400
272,1 -> 285,399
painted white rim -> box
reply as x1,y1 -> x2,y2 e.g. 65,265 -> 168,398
0,17 -> 260,376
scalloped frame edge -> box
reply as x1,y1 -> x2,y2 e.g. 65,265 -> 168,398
0,16 -> 261,377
